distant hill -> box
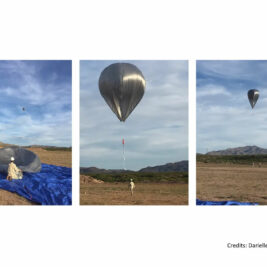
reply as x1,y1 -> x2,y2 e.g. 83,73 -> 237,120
0,142 -> 17,148
0,141 -> 71,149
23,145 -> 71,151
80,160 -> 188,174
0,141 -> 71,151
207,146 -> 267,155
139,161 -> 188,172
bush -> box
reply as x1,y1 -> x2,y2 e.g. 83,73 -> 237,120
197,154 -> 267,164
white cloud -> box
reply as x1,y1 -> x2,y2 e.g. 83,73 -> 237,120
197,84 -> 231,97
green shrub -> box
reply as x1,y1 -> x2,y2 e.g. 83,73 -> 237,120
197,154 -> 267,164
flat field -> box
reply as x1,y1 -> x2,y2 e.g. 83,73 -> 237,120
197,162 -> 267,204
28,147 -> 72,167
80,175 -> 188,205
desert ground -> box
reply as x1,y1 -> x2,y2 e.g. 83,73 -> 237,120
80,175 -> 188,205
0,147 -> 72,205
197,162 -> 267,204
28,147 -> 72,168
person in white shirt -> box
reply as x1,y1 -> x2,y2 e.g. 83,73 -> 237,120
6,157 -> 23,181
129,179 -> 135,196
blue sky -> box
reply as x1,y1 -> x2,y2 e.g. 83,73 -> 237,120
80,60 -> 188,170
0,60 -> 72,146
197,60 -> 267,153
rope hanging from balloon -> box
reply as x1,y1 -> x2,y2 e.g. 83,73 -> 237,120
122,138 -> 125,170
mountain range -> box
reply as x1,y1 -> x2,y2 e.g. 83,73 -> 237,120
206,146 -> 267,155
80,160 -> 188,174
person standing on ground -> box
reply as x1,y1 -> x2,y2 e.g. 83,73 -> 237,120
129,179 -> 135,196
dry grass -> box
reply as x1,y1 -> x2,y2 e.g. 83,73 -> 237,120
80,179 -> 188,205
28,147 -> 72,167
0,148 -> 71,205
197,162 -> 267,204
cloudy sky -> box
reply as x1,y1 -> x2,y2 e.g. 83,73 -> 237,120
80,60 -> 188,170
0,61 -> 72,147
197,60 -> 267,153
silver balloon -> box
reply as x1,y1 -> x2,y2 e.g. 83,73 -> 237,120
247,89 -> 259,109
99,63 -> 145,122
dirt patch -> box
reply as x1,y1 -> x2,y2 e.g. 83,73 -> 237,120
0,189 -> 34,205
197,162 -> 267,204
80,175 -> 104,184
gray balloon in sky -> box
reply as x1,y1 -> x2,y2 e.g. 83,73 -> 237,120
99,63 -> 145,122
247,89 -> 259,109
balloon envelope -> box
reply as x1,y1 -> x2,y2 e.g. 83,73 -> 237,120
0,147 -> 41,173
247,89 -> 259,109
98,63 -> 145,122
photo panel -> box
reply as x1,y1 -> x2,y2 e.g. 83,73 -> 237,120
197,60 -> 267,205
0,60 -> 72,205
80,60 -> 188,205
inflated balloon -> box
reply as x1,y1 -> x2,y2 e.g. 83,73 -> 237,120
99,63 -> 145,122
247,89 -> 259,109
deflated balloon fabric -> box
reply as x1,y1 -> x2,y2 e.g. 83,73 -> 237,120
0,146 -> 41,173
196,199 -> 258,205
0,164 -> 72,205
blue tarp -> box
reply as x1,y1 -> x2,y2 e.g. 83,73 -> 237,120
0,164 -> 72,205
196,199 -> 258,205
